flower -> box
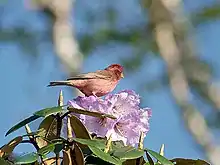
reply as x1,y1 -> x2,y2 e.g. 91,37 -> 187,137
105,90 -> 141,117
105,90 -> 151,145
113,110 -> 150,145
67,96 -> 114,137
66,90 -> 151,146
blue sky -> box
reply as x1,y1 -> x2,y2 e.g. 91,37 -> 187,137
0,0 -> 220,161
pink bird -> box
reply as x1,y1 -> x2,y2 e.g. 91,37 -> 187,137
48,64 -> 124,97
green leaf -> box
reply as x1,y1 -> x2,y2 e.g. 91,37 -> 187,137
85,155 -> 113,165
145,149 -> 173,165
89,146 -> 122,165
112,141 -> 125,150
5,115 -> 40,136
38,141 -> 63,155
122,159 -> 137,165
39,116 -> 57,139
73,138 -> 106,149
0,136 -> 23,157
34,106 -> 66,117
122,157 -> 146,165
145,151 -> 154,165
170,158 -> 210,165
43,157 -> 56,165
192,3 -> 220,26
63,148 -> 73,165
14,152 -> 38,164
21,129 -> 45,137
0,157 -> 11,165
74,143 -> 85,165
113,146 -> 144,160
67,107 -> 117,119
36,116 -> 57,148
70,115 -> 91,139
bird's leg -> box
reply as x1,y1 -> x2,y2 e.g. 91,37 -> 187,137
92,92 -> 98,98
92,92 -> 102,101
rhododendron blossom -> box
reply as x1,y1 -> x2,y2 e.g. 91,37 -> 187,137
66,90 -> 152,146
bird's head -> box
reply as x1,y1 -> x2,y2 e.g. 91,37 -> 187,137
105,64 -> 124,80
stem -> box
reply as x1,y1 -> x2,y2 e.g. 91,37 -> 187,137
104,134 -> 112,153
138,132 -> 144,150
159,144 -> 165,156
66,114 -> 73,141
25,124 -> 39,149
55,90 -> 64,165
25,125 -> 46,165
61,111 -> 71,119
56,116 -> 61,165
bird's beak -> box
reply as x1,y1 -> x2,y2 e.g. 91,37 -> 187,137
121,72 -> 124,78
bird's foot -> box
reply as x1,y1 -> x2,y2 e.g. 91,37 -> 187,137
92,93 -> 102,102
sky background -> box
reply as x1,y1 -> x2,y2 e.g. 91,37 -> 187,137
0,0 -> 220,161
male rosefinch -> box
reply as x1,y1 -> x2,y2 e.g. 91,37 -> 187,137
48,64 -> 124,97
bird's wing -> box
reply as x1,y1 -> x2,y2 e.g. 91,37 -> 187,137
67,70 -> 112,80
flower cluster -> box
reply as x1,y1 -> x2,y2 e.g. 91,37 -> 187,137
67,90 -> 152,146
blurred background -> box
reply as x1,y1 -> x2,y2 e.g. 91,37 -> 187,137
1,0 -> 220,164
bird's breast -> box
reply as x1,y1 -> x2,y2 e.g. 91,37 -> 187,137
80,79 -> 118,97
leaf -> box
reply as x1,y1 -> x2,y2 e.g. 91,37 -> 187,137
145,149 -> 173,165
0,157 -> 11,165
63,148 -> 72,165
73,138 -> 106,149
73,143 -> 85,165
36,116 -> 57,148
123,158 -> 146,165
112,141 -> 125,149
34,106 -> 67,117
113,146 -> 144,160
0,136 -> 23,157
67,107 -> 117,119
136,157 -> 146,165
122,159 -> 137,165
192,3 -> 220,26
5,115 -> 41,136
89,146 -> 122,165
170,158 -> 210,165
14,152 -> 38,164
145,151 -> 154,165
39,116 -> 57,139
43,157 -> 57,165
85,155 -> 113,165
21,129 -> 45,137
70,115 -> 91,139
38,141 -> 64,155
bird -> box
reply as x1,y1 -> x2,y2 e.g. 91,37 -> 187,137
48,64 -> 124,97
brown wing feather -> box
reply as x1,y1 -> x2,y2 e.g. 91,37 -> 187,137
67,70 -> 112,81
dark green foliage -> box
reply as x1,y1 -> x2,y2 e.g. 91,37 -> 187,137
14,152 -> 39,164
5,115 -> 41,136
1,92 -> 210,165
145,149 -> 173,165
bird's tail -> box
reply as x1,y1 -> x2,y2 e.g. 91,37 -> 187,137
47,81 -> 72,87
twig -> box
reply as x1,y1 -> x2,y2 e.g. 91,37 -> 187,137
25,124 -> 39,150
104,133 -> 112,153
25,124 -> 46,165
67,114 -> 73,140
159,144 -> 164,156
138,132 -> 144,150
55,90 -> 63,165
